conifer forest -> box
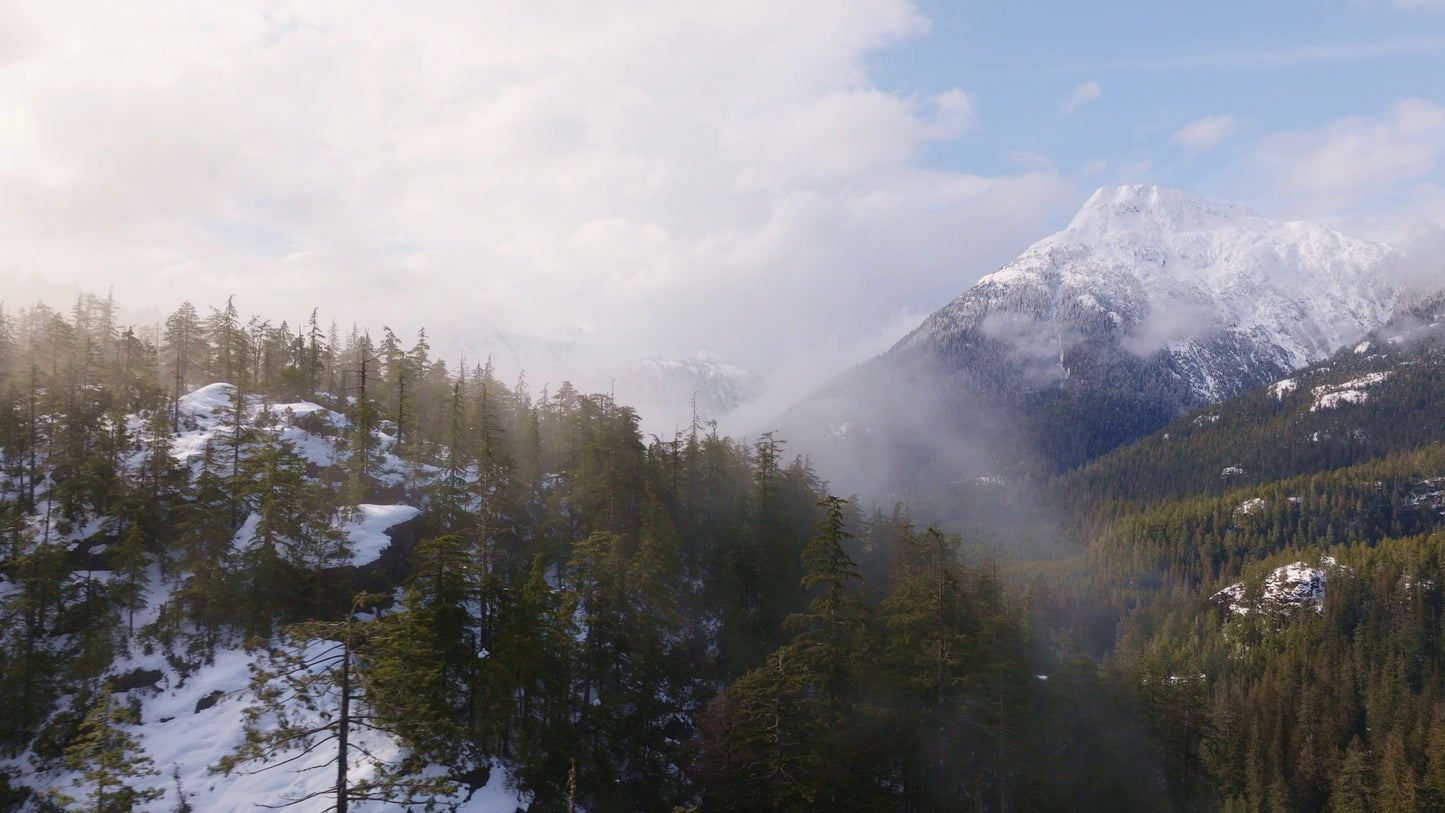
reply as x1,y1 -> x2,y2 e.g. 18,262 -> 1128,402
3,291 -> 1445,812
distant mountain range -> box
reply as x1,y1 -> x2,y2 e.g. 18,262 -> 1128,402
604,353 -> 762,437
782,185 -> 1406,496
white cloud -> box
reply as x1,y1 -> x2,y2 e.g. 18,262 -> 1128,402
0,0 -> 1075,417
1061,80 -> 1102,114
1171,115 -> 1238,152
1255,98 -> 1445,210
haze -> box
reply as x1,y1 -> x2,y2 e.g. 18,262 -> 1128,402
3,0 -> 1444,432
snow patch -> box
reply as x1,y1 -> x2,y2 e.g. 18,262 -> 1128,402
1236,498 -> 1267,515
1213,561 -> 1326,618
1269,378 -> 1297,400
1310,371 -> 1391,411
342,504 -> 423,567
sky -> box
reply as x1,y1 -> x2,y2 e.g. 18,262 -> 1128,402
2,0 -> 1444,421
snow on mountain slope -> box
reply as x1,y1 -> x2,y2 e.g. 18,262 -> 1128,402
782,185 -> 1405,494
1212,560 -> 1331,619
165,384 -> 423,567
897,185 -> 1400,403
17,642 -> 525,812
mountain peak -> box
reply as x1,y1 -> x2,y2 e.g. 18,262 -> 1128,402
786,185 -> 1403,489
1067,184 -> 1260,236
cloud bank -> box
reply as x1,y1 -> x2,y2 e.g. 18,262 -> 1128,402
1255,98 -> 1445,212
0,0 -> 1075,420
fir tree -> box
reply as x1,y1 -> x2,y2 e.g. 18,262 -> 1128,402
45,690 -> 164,812
215,606 -> 455,812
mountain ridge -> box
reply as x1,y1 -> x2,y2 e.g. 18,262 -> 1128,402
784,185 -> 1404,495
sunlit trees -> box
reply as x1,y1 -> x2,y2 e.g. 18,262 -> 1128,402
45,690 -> 164,812
217,610 -> 455,813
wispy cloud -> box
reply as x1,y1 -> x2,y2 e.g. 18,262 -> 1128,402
1255,98 -> 1445,210
1054,36 -> 1445,74
1171,115 -> 1238,152
1061,80 -> 1102,114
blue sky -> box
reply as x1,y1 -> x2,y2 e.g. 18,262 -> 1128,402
1,0 -> 1442,422
873,0 -> 1445,218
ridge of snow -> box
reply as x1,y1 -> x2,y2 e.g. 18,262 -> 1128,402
344,504 -> 423,566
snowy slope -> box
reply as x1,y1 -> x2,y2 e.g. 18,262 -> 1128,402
7,384 -> 523,811
1212,560 -> 1329,618
17,643 -> 524,812
783,185 -> 1404,493
897,185 -> 1399,402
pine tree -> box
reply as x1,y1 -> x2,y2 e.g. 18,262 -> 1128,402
162,301 -> 203,431
697,496 -> 883,812
344,341 -> 379,508
206,296 -> 247,387
215,607 -> 455,812
172,443 -> 240,651
789,496 -> 868,701
1330,736 -> 1374,813
365,536 -> 484,770
0,541 -> 71,747
45,690 -> 164,812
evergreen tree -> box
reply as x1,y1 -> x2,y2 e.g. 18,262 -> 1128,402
365,535 -> 479,766
45,690 -> 164,812
215,608 -> 455,812
162,301 -> 204,430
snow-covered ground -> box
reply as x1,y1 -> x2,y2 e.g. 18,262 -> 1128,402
15,640 -> 525,812
1310,372 -> 1392,411
343,504 -> 423,566
1269,378 -> 1297,400
6,383 -> 523,811
1212,561 -> 1327,618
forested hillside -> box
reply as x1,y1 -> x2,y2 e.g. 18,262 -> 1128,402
0,294 -> 1171,812
1050,293 -> 1445,811
6,290 -> 1445,811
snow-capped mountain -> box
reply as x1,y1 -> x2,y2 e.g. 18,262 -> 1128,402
897,184 -> 1398,403
783,185 -> 1404,495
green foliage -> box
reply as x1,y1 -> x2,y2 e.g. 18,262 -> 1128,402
44,690 -> 164,812
215,611 -> 458,812
8,289 -> 1444,812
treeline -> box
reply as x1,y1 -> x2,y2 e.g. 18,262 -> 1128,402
0,294 -> 1177,811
